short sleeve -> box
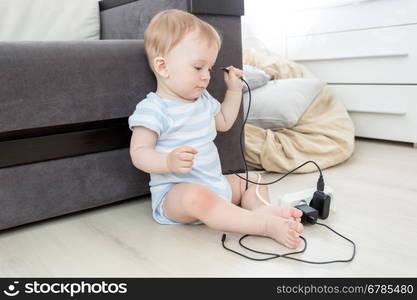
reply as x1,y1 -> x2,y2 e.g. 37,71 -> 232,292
202,90 -> 221,116
128,99 -> 166,136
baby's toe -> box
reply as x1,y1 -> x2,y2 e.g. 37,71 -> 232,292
289,229 -> 300,239
296,222 -> 304,233
291,208 -> 303,219
289,221 -> 304,233
286,237 -> 301,249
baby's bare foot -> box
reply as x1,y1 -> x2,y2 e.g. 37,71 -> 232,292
266,216 -> 304,249
254,206 -> 303,222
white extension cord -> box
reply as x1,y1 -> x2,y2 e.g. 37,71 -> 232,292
255,173 -> 271,206
253,173 -> 334,208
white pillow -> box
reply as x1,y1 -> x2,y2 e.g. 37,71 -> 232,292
0,0 -> 100,41
243,78 -> 325,129
242,65 -> 271,92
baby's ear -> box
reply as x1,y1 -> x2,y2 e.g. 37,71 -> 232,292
153,56 -> 169,78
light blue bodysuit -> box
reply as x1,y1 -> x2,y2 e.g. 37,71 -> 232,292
128,90 -> 232,224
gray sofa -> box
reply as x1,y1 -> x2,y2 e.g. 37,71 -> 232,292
0,0 -> 245,231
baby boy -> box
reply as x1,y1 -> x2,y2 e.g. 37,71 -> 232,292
128,9 -> 303,248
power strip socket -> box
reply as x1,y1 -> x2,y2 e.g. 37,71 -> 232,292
273,186 -> 334,208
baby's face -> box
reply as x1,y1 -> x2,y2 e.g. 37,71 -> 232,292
164,30 -> 219,101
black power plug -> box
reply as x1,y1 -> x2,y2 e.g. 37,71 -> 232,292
295,204 -> 318,224
310,191 -> 331,219
220,67 -> 245,81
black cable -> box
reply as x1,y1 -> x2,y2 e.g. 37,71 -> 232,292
230,161 -> 323,186
222,68 -> 251,190
240,77 -> 251,190
220,69 -> 356,264
221,234 -> 307,261
222,222 -> 356,264
231,78 -> 323,188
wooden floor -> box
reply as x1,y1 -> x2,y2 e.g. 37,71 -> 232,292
1,138 -> 416,277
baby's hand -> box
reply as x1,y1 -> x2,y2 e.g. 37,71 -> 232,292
223,66 -> 243,92
166,146 -> 198,174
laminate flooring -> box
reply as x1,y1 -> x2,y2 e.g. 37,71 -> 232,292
1,138 -> 416,277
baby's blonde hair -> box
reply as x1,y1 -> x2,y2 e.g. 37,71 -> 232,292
144,9 -> 222,70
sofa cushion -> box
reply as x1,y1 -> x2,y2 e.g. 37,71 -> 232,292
0,0 -> 100,40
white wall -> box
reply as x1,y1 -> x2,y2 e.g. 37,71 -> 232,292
242,0 -> 372,57
242,0 -> 289,56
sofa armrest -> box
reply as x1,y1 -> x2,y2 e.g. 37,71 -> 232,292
100,0 -> 245,38
100,0 -> 189,40
99,0 -> 138,11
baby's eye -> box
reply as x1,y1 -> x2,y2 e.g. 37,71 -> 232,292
194,66 -> 202,71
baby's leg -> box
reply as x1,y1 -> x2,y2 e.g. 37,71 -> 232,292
225,173 -> 302,221
163,183 -> 303,248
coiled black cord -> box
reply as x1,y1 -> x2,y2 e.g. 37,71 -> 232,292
222,222 -> 356,264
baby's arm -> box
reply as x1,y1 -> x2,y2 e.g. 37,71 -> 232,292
130,126 -> 197,174
130,126 -> 169,174
215,66 -> 243,132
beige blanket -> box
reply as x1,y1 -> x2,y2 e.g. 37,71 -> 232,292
243,49 -> 355,173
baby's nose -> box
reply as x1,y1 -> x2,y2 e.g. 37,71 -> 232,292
201,71 -> 210,81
